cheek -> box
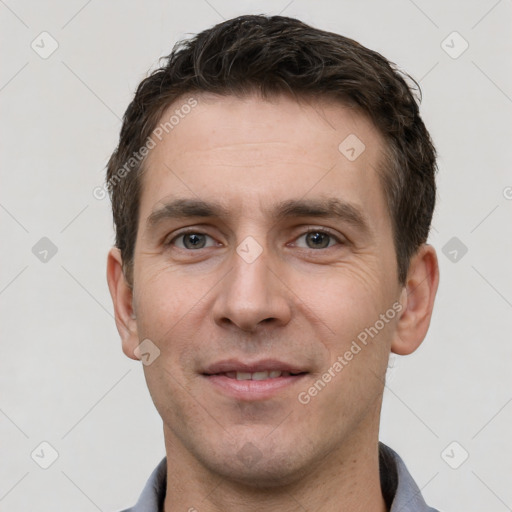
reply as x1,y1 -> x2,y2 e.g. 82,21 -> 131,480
292,265 -> 396,385
142,359 -> 207,448
293,264 -> 386,336
133,262 -> 222,379
134,260 -> 198,329
301,276 -> 393,422
135,268 -> 204,413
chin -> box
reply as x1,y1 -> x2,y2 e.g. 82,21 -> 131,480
215,459 -> 306,488
200,436 -> 313,488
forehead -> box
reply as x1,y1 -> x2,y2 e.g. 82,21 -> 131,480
138,92 -> 391,233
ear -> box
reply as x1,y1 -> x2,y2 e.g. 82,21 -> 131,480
392,244 -> 439,355
106,247 -> 140,360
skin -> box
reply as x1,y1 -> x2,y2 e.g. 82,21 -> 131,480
107,92 -> 439,511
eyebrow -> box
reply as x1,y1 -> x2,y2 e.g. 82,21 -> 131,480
146,197 -> 371,235
146,198 -> 230,228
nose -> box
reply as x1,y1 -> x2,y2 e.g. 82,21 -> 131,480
212,243 -> 292,333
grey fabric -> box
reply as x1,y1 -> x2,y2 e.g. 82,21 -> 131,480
119,457 -> 167,512
119,443 -> 439,511
383,444 -> 439,512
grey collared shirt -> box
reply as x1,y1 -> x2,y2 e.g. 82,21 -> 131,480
119,443 -> 439,512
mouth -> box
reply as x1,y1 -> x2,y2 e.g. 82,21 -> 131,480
215,370 -> 305,380
201,360 -> 309,400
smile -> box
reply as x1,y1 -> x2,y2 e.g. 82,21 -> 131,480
202,360 -> 308,400
222,370 -> 303,380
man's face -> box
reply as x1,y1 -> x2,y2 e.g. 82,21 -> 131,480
129,93 -> 403,484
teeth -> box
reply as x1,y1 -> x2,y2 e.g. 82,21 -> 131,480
232,370 -> 286,380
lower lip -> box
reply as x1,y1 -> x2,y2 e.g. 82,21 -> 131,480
203,374 -> 307,400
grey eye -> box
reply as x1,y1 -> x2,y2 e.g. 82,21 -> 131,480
174,233 -> 215,249
295,231 -> 338,249
305,232 -> 331,248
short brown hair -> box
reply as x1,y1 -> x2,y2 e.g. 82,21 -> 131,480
106,14 -> 437,285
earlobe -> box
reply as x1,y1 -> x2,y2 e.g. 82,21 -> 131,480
391,244 -> 439,356
106,248 -> 140,360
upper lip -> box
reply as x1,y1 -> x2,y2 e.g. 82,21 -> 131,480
202,359 -> 308,375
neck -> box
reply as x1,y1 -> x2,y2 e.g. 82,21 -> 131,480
163,410 -> 387,512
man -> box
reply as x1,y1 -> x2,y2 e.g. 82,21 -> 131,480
106,14 -> 440,512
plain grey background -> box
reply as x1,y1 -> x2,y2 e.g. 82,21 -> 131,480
1,1 -> 511,510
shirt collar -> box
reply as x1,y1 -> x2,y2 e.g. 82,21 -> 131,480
379,443 -> 439,512
122,443 -> 438,512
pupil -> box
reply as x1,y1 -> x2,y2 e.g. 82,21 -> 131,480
185,234 -> 205,249
307,232 -> 329,248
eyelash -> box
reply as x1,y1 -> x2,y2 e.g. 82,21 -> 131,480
293,229 -> 344,249
166,228 -> 345,250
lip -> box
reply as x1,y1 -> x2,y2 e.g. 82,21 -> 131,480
203,358 -> 306,375
202,359 -> 309,401
203,373 -> 307,400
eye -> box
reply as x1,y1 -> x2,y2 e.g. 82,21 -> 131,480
169,231 -> 217,250
294,230 -> 341,249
